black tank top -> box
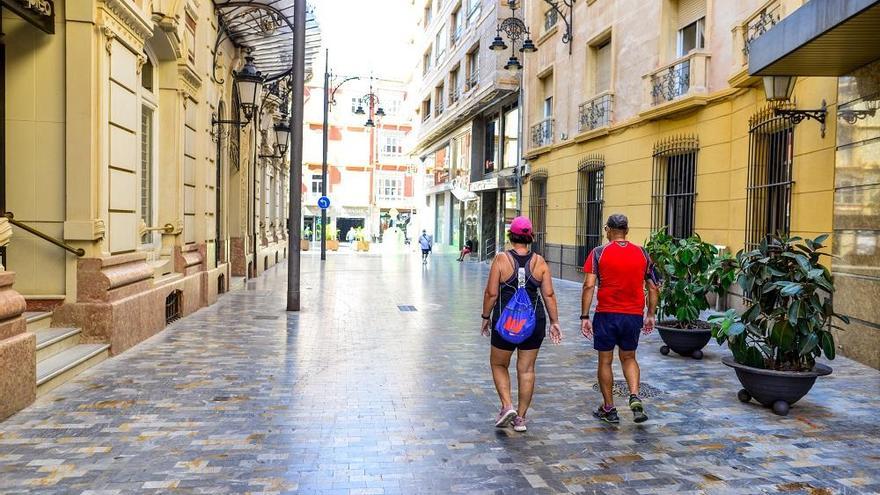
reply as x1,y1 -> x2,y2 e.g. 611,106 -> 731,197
493,250 -> 545,322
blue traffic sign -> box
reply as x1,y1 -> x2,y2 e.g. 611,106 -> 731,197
317,196 -> 330,209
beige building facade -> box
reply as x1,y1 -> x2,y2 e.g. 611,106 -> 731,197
1,0 -> 313,419
520,0 -> 879,368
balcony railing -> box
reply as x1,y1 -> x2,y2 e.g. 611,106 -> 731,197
422,110 -> 431,122
732,1 -> 782,70
451,26 -> 463,46
449,86 -> 461,104
578,92 -> 613,133
466,70 -> 479,92
435,100 -> 445,117
646,51 -> 710,106
530,117 -> 554,148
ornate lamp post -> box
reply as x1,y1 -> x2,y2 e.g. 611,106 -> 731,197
353,76 -> 385,241
320,50 -> 360,260
490,0 -> 536,216
212,55 -> 266,128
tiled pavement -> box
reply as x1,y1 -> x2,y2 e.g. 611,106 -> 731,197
1,251 -> 879,495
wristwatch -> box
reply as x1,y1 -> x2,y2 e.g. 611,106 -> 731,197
579,314 -> 590,320
481,314 -> 491,320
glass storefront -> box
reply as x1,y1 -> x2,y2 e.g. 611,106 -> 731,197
502,107 -> 519,170
435,194 -> 446,245
500,189 -> 518,243
451,198 -> 461,247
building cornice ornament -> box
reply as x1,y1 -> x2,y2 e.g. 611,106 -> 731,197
178,63 -> 203,97
99,0 -> 154,45
0,217 -> 12,249
136,54 -> 147,74
93,219 -> 106,239
102,25 -> 117,55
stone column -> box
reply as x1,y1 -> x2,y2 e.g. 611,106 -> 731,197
0,218 -> 35,420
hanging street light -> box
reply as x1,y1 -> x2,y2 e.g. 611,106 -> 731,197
273,121 -> 291,155
234,56 -> 266,123
493,0 -> 535,216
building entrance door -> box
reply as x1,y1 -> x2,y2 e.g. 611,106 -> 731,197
480,191 -> 497,259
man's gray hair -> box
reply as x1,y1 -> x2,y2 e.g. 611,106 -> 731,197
606,214 -> 629,230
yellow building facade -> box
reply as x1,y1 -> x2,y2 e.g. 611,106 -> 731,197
521,0 -> 879,368
0,0 -> 308,419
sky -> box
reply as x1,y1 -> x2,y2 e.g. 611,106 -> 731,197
310,0 -> 416,82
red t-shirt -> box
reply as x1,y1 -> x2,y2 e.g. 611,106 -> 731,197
583,241 -> 657,315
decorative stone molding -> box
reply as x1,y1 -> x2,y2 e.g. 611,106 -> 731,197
100,0 -> 154,44
0,217 -> 12,249
94,219 -> 106,239
102,25 -> 117,54
136,54 -> 147,74
178,63 -> 203,98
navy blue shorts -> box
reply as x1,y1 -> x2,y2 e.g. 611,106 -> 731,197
593,312 -> 643,352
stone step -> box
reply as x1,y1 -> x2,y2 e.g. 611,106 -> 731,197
24,311 -> 53,332
36,343 -> 110,397
35,327 -> 82,362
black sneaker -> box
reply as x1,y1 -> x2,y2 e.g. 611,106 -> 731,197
593,405 -> 620,424
629,394 -> 648,423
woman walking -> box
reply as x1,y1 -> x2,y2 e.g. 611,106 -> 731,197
480,216 -> 562,432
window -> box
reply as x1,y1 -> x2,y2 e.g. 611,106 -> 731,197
435,83 -> 445,115
484,115 -> 500,174
311,174 -> 322,194
466,47 -> 479,90
541,72 -> 554,118
593,38 -> 612,93
424,2 -> 433,25
529,175 -> 548,256
543,96 -> 553,119
378,175 -> 404,200
141,57 -> 154,92
651,136 -> 698,239
677,17 -> 705,56
384,97 -> 402,116
185,11 -> 197,65
675,0 -> 706,57
467,0 -> 481,19
351,97 -> 361,113
423,49 -> 432,75
422,98 -> 432,121
544,8 -> 558,32
450,67 -> 461,103
140,106 -> 154,244
502,106 -> 519,169
746,106 -> 794,248
577,155 -> 605,267
435,24 -> 448,62
382,132 -> 404,157
452,6 -> 464,44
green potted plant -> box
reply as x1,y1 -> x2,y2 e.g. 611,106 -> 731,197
712,234 -> 848,416
645,230 -> 736,359
326,223 -> 340,251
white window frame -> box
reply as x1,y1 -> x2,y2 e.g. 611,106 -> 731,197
676,17 -> 705,57
139,48 -> 160,253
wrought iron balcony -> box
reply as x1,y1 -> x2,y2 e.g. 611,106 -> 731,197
646,51 -> 710,106
578,92 -> 613,133
449,86 -> 461,104
530,117 -> 554,148
732,1 -> 782,70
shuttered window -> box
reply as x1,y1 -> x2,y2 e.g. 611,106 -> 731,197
595,39 -> 612,92
677,0 -> 706,28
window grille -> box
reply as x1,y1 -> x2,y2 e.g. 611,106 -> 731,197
576,154 -> 605,267
529,172 -> 548,256
746,104 -> 794,249
165,290 -> 182,324
651,136 -> 698,239
140,107 -> 154,244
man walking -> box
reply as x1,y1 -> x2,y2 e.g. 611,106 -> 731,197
418,230 -> 433,264
580,214 -> 659,424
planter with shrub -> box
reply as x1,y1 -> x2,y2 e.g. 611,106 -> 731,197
646,230 -> 736,359
712,234 -> 847,415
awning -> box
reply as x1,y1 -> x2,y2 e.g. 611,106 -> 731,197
469,175 -> 517,192
1,0 -> 55,34
214,0 -> 322,81
749,0 -> 880,76
451,186 -> 478,202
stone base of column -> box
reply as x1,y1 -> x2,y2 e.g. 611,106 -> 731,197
0,271 -> 35,420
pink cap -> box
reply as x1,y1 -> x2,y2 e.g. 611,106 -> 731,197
510,216 -> 532,236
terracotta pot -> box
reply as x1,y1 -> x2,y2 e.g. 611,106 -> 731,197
357,240 -> 370,252
327,240 -> 339,251
300,240 -> 310,251
657,322 -> 712,360
722,355 -> 832,416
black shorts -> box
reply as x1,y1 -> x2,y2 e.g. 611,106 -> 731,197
421,249 -> 431,255
491,317 -> 546,351
593,312 -> 643,351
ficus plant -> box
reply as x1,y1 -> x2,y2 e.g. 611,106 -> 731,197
645,229 -> 737,327
711,234 -> 849,372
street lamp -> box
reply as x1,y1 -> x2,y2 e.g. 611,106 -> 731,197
320,50 -> 361,260
491,0 -> 535,216
273,121 -> 291,155
212,54 -> 266,129
762,75 -> 828,138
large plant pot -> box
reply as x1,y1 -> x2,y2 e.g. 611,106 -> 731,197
722,355 -> 832,416
657,323 -> 712,360
327,240 -> 339,251
300,240 -> 310,251
356,240 -> 370,252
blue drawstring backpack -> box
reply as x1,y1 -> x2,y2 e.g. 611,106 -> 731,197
495,265 -> 538,344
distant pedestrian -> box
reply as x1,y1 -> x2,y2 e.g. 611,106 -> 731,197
346,227 -> 356,243
581,214 -> 660,424
457,239 -> 473,262
481,216 -> 561,432
418,230 -> 433,264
